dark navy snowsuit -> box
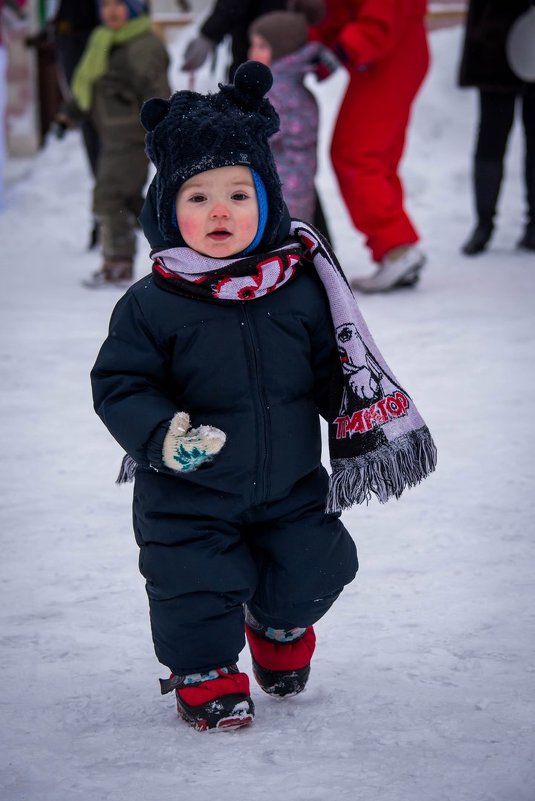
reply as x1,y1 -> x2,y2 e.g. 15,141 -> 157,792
91,245 -> 358,674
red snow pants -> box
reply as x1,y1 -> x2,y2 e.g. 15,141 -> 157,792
331,20 -> 429,262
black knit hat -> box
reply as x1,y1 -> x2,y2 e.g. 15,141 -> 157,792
140,61 -> 286,250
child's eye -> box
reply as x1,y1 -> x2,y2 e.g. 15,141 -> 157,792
232,192 -> 249,201
189,194 -> 206,203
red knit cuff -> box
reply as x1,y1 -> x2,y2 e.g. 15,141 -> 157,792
177,672 -> 250,706
245,625 -> 316,671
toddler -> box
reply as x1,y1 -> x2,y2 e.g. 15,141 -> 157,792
248,10 -> 336,231
91,61 -> 436,731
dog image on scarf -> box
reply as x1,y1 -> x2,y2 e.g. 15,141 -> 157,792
336,321 -> 402,409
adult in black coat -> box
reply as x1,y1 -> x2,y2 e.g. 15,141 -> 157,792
181,0 -> 325,80
458,0 -> 535,254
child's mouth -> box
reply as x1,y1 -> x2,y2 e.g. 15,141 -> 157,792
208,230 -> 231,241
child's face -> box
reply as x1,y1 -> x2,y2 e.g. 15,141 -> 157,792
248,34 -> 272,66
100,0 -> 129,30
175,166 -> 259,258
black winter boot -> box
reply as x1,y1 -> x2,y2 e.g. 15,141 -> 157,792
462,160 -> 503,255
462,223 -> 494,255
160,666 -> 254,732
517,223 -> 535,251
245,623 -> 316,698
517,162 -> 535,250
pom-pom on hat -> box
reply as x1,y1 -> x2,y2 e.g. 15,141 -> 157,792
249,12 -> 309,63
140,61 -> 286,250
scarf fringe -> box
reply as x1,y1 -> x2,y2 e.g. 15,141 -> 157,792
326,427 -> 437,513
116,454 -> 138,484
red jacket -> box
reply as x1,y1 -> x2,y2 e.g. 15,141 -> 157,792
313,0 -> 427,67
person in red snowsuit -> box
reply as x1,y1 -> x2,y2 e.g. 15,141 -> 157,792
313,0 -> 429,292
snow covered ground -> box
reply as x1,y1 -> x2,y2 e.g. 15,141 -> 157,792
1,25 -> 534,801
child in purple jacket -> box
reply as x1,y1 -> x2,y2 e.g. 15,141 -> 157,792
248,10 -> 336,227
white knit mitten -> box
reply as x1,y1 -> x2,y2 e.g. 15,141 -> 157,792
162,412 -> 226,473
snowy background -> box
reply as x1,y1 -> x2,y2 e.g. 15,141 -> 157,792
1,23 -> 534,801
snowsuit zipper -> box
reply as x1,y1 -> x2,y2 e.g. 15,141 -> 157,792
240,303 -> 271,503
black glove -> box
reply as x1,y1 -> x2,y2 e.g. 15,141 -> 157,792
181,34 -> 214,71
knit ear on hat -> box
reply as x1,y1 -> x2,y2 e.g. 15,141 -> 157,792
140,97 -> 171,132
218,61 -> 279,137
219,61 -> 273,110
234,61 -> 273,101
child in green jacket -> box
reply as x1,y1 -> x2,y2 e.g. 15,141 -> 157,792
59,0 -> 170,286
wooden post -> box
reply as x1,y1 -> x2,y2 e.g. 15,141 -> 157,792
5,0 -> 41,156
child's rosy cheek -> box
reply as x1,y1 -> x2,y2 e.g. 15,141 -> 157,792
177,218 -> 196,237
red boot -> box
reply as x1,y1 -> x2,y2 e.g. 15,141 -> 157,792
160,666 -> 254,732
245,624 -> 316,697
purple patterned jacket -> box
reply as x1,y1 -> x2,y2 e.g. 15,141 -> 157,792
269,41 -> 335,223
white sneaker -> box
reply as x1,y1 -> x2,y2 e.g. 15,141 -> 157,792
351,245 -> 426,293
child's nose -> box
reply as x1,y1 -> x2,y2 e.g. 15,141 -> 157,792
210,202 -> 230,218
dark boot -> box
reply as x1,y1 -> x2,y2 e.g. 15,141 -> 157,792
462,160 -> 503,255
245,623 -> 316,697
517,162 -> 535,250
517,223 -> 535,250
160,666 -> 254,732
